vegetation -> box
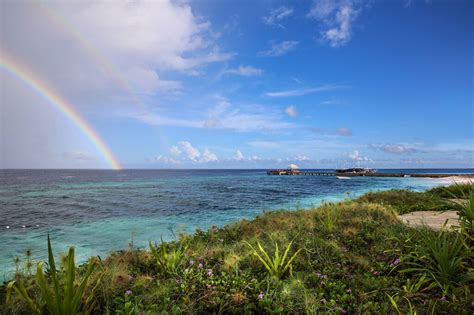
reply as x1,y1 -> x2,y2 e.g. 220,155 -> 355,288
6,235 -> 101,314
2,183 -> 473,314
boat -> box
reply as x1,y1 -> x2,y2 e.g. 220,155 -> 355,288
336,176 -> 351,179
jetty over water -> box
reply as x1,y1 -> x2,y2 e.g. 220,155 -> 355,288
266,169 -> 474,178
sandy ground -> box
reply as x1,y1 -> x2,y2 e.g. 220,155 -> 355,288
398,211 -> 459,230
431,176 -> 473,185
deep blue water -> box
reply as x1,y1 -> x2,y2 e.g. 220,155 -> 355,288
0,169 -> 472,278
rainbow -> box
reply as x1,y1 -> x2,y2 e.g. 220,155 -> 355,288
0,54 -> 122,170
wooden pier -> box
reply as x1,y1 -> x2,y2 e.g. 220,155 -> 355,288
266,170 -> 474,178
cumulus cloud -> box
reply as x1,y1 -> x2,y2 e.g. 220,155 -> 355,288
178,141 -> 201,161
348,150 -> 370,161
285,105 -> 298,117
2,0 -> 232,101
1,0 -> 233,168
224,65 -> 263,76
307,0 -> 362,47
201,148 -> 218,162
234,150 -> 245,161
258,41 -> 299,57
154,141 -> 219,164
263,6 -> 294,28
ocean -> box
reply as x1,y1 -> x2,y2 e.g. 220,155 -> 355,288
1,168 -> 472,278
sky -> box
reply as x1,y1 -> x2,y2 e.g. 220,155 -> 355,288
0,0 -> 473,169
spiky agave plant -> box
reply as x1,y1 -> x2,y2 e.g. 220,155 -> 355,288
400,229 -> 468,295
244,237 -> 302,280
149,238 -> 188,274
6,234 -> 101,315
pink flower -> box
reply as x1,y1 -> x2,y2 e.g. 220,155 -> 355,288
125,290 -> 132,296
346,288 -> 352,294
440,295 -> 447,301
258,292 -> 264,300
189,259 -> 195,265
207,269 -> 213,277
198,263 -> 203,268
320,298 -> 326,304
390,258 -> 401,267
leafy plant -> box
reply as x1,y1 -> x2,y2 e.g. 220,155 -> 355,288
6,234 -> 101,315
149,238 -> 187,274
386,293 -> 417,315
244,238 -> 302,279
442,182 -> 474,247
400,229 -> 468,295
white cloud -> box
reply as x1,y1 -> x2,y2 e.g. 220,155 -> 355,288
263,6 -> 294,28
308,0 -> 362,47
129,96 -> 294,132
224,65 -> 263,76
178,141 -> 201,161
2,0 -> 232,101
201,148 -> 218,162
155,141 -> 219,163
348,150 -> 370,161
258,41 -> 299,57
169,145 -> 182,157
265,84 -> 347,97
234,149 -> 245,160
285,105 -> 298,117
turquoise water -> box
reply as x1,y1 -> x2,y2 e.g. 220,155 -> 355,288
0,169 -> 469,278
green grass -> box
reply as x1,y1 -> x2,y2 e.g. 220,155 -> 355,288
2,185 -> 473,314
355,189 -> 449,214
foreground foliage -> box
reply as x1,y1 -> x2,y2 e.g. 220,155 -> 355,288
2,183 -> 473,314
6,235 -> 100,314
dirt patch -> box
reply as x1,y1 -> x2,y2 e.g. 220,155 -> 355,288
398,211 -> 459,230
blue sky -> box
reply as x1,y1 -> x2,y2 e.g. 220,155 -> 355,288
1,0 -> 473,169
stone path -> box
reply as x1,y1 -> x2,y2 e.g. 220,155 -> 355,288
398,211 -> 459,230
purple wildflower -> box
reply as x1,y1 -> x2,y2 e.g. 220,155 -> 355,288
320,298 -> 326,304
125,290 -> 132,296
316,272 -> 322,277
373,271 -> 381,276
440,296 -> 447,301
207,269 -> 213,277
198,263 -> 203,268
258,292 -> 264,300
189,259 -> 195,265
346,288 -> 352,294
128,275 -> 134,281
198,256 -> 203,261
390,258 -> 401,267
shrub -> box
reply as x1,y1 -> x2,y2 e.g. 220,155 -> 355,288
244,238 -> 302,280
6,234 -> 101,315
149,238 -> 187,275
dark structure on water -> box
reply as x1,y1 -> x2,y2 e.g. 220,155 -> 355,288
267,168 -> 474,178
